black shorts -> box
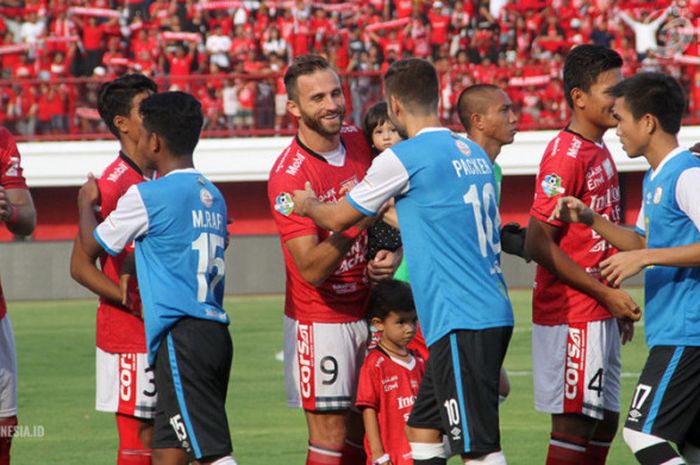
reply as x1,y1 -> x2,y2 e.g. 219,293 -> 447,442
152,318 -> 233,461
625,346 -> 700,445
407,327 -> 512,455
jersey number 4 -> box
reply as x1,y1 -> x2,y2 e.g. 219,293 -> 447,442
191,232 -> 225,302
463,183 -> 501,257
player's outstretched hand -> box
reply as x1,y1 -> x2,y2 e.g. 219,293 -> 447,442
78,173 -> 100,207
617,318 -> 635,345
501,223 -> 530,261
549,196 -> 593,225
292,181 -> 318,217
600,249 -> 647,287
601,287 -> 641,322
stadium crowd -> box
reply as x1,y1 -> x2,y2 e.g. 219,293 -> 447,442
0,0 -> 698,138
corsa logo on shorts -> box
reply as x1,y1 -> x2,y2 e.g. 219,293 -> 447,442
119,353 -> 136,403
297,323 -> 315,408
564,326 -> 586,411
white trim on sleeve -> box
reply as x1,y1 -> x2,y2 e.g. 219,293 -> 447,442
346,149 -> 409,216
675,167 -> 700,233
95,185 -> 149,256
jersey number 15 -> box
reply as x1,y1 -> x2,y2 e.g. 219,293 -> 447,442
191,232 -> 225,302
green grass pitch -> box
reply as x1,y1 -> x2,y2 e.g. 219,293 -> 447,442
9,288 -> 647,464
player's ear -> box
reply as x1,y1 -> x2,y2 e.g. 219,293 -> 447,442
150,131 -> 160,153
113,115 -> 128,135
571,88 -> 585,110
472,113 -> 483,130
287,97 -> 301,119
643,113 -> 656,134
388,94 -> 401,119
371,316 -> 384,331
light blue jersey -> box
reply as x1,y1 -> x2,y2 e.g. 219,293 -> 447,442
348,128 -> 513,346
635,149 -> 700,348
95,169 -> 229,363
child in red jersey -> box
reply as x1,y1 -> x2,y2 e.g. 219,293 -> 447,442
356,280 -> 425,465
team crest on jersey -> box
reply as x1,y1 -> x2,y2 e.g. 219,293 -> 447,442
455,139 -> 471,156
653,187 -> 663,205
4,157 -> 19,177
200,188 -> 213,208
542,173 -> 566,197
275,192 -> 294,216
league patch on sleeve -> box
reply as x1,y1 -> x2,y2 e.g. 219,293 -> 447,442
542,173 -> 566,198
274,192 -> 294,216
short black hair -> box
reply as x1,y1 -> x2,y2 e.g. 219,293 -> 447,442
384,58 -> 439,114
139,92 -> 203,157
563,44 -> 622,109
97,74 -> 157,138
363,101 -> 390,138
367,280 -> 416,321
284,54 -> 333,102
608,72 -> 686,135
457,84 -> 501,131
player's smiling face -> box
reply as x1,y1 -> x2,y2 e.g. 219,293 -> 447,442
581,68 -> 623,130
612,96 -> 648,159
289,69 -> 346,138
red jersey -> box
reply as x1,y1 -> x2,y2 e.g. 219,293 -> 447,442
268,126 -> 373,323
0,128 -> 28,320
95,152 -> 147,352
356,348 -> 425,465
530,128 -> 621,325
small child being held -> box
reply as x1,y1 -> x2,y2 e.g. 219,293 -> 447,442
356,280 -> 425,465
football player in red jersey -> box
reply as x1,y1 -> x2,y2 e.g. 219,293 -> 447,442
70,74 -> 157,465
0,127 -> 36,465
267,55 -> 400,465
525,45 -> 641,465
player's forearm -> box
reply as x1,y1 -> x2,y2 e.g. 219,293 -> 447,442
362,408 -> 386,460
4,202 -> 36,236
589,212 -> 645,251
295,232 -> 362,286
70,236 -> 123,303
302,198 -> 362,233
643,242 -> 700,268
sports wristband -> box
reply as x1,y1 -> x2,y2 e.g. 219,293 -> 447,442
372,453 -> 390,465
3,204 -> 17,225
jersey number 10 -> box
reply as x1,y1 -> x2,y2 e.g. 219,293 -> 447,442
191,232 -> 225,302
463,182 -> 501,258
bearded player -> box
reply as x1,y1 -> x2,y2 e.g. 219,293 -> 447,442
267,54 -> 399,465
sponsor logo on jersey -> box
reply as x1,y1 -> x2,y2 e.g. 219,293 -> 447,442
542,173 -> 566,197
119,353 -> 135,402
338,176 -> 359,196
382,375 -> 399,392
286,152 -> 306,176
602,159 -> 614,179
565,327 -> 586,401
397,395 -> 416,409
653,187 -> 663,205
274,192 -> 294,216
200,188 -> 213,208
455,139 -> 471,156
106,162 -> 128,182
566,137 -> 582,159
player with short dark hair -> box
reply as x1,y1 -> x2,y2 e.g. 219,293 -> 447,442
267,54 -> 400,465
525,44 -> 641,465
70,73 -> 158,465
0,127 -> 36,465
553,72 -> 700,465
356,279 -> 424,465
293,57 -> 514,465
78,91 -> 236,465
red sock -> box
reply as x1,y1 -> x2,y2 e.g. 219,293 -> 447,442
0,416 -> 17,465
116,414 -> 151,465
341,439 -> 367,465
546,432 -> 588,465
307,442 -> 343,465
585,440 -> 611,465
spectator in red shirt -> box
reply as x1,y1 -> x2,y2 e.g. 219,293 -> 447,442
75,15 -> 105,76
165,43 -> 195,90
428,1 -> 450,59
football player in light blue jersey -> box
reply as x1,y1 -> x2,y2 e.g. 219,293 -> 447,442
77,92 -> 237,465
293,58 -> 513,465
553,73 -> 700,465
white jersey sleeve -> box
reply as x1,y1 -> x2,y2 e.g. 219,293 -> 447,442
345,149 -> 409,216
675,167 -> 700,232
635,200 -> 646,236
94,185 -> 149,256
